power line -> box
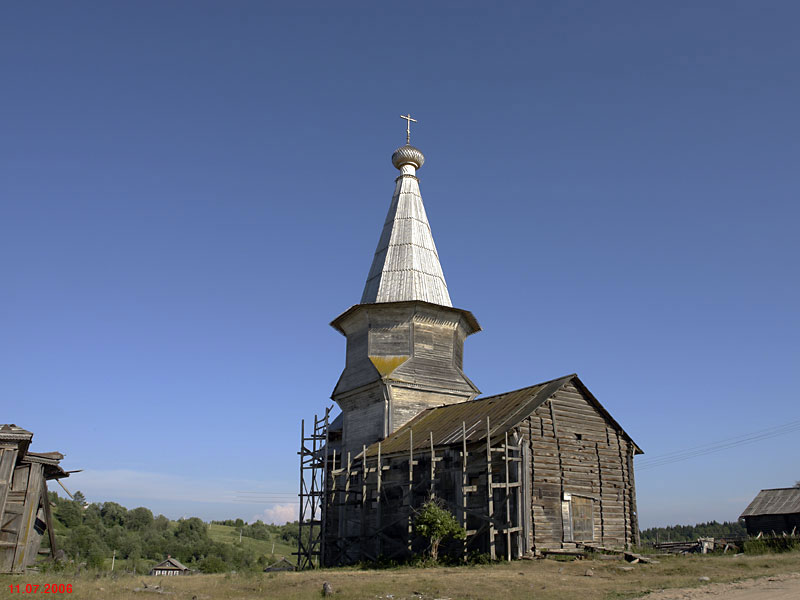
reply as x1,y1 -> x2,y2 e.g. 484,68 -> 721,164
637,418 -> 800,472
638,420 -> 800,469
226,418 -> 800,487
227,490 -> 298,504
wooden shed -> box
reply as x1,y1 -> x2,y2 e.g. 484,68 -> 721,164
739,488 -> 800,535
149,555 -> 190,576
263,556 -> 296,572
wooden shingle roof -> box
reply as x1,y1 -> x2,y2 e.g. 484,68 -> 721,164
740,488 -> 800,518
366,374 -> 641,457
152,557 -> 189,571
361,146 -> 452,307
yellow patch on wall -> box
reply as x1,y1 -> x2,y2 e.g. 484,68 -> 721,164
369,355 -> 408,376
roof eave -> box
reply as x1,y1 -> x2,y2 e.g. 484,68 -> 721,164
330,301 -> 481,336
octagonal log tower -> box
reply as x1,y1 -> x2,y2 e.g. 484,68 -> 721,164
331,141 -> 481,456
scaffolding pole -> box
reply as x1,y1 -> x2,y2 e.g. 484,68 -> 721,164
295,406 -> 331,569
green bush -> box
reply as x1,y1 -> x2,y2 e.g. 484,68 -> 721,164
198,556 -> 228,573
414,499 -> 466,562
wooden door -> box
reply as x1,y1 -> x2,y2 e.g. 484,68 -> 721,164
571,496 -> 594,542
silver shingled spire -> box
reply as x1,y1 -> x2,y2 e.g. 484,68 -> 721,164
360,121 -> 452,307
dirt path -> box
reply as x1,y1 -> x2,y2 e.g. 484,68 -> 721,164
635,572 -> 800,600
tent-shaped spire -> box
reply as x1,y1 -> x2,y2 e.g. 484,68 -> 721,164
361,143 -> 452,307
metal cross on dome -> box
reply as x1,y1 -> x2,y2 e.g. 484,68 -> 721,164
400,113 -> 417,144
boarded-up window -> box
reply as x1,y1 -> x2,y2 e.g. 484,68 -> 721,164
571,496 -> 594,542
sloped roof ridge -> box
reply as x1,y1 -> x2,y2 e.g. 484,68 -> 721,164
476,373 -> 577,402
366,374 -> 574,457
740,487 -> 800,518
366,373 -> 642,457
166,557 -> 190,570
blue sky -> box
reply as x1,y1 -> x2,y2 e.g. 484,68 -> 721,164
2,1 -> 798,528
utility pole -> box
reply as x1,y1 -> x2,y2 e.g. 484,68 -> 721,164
111,549 -> 116,571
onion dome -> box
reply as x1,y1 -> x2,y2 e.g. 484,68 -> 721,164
391,144 -> 425,170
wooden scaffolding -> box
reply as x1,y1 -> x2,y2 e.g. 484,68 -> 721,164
322,417 -> 524,566
294,407 -> 331,570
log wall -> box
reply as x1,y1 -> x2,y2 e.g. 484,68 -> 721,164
525,382 -> 638,549
322,383 -> 640,564
333,304 -> 479,456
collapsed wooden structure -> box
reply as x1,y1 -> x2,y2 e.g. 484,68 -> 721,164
296,133 -> 642,567
0,424 -> 68,573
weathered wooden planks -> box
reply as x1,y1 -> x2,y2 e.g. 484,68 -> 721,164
322,376 -> 640,564
524,383 -> 638,550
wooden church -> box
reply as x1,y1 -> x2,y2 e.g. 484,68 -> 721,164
304,122 -> 642,566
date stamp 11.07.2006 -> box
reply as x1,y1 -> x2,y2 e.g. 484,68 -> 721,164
8,584 -> 73,594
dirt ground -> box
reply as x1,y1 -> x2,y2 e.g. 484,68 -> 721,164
4,553 -> 799,600
635,572 -> 800,600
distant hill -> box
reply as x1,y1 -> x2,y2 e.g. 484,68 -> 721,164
207,523 -> 296,560
44,491 -> 298,573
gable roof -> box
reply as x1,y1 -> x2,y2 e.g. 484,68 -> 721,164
263,556 -> 296,571
740,488 -> 800,518
152,556 -> 189,571
367,374 -> 641,457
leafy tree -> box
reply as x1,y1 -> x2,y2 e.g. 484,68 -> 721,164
153,514 -> 170,531
57,500 -> 83,528
198,556 -> 227,573
72,491 -> 87,505
414,500 -> 466,562
127,507 -> 154,530
100,502 -> 127,527
63,525 -> 108,560
280,521 -> 300,545
82,504 -> 103,529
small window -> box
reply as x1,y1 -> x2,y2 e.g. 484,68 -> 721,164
575,433 -> 582,441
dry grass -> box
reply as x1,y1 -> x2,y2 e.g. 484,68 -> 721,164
3,551 -> 799,600
206,524 -> 295,559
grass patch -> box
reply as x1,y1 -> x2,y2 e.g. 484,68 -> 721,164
207,524 -> 295,559
743,535 -> 800,554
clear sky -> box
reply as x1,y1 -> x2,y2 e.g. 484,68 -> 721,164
2,1 -> 798,528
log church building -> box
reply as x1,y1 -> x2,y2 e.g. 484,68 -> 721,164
301,118 -> 642,566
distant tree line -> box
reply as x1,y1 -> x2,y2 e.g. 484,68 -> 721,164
639,520 -> 746,544
46,492 -> 295,573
